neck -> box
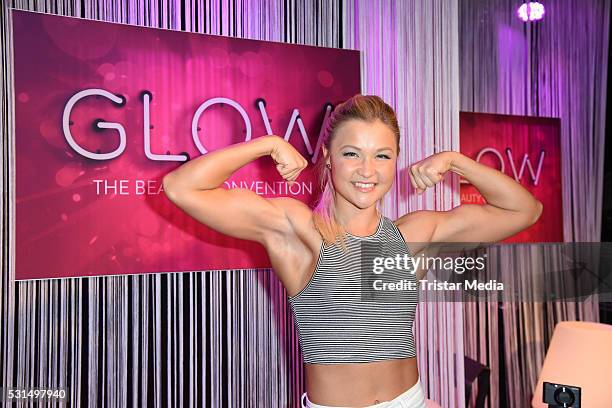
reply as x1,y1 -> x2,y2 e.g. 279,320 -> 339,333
333,200 -> 381,235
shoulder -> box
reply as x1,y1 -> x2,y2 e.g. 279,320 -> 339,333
266,197 -> 319,245
393,210 -> 441,253
268,197 -> 313,227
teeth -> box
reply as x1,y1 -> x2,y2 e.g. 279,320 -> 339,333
354,182 -> 375,188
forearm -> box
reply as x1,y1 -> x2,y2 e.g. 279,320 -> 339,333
163,135 -> 276,193
446,151 -> 541,213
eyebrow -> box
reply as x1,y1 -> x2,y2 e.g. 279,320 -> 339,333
340,145 -> 394,152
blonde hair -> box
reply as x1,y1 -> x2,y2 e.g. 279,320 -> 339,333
312,94 -> 401,251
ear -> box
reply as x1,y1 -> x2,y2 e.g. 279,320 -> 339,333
322,145 -> 329,164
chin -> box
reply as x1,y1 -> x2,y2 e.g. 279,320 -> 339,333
351,196 -> 382,209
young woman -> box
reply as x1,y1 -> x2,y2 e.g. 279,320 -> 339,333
162,95 -> 542,408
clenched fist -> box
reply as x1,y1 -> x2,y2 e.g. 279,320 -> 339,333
268,135 -> 309,183
409,151 -> 456,194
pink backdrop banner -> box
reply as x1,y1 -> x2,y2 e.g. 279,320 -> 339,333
13,10 -> 360,280
459,112 -> 563,243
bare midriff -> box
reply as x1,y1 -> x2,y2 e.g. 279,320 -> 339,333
304,356 -> 419,407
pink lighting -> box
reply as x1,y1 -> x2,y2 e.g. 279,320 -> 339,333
518,2 -> 545,21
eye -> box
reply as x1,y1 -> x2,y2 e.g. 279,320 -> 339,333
377,154 -> 392,159
342,151 -> 358,157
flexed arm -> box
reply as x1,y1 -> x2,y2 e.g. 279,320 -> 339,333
399,151 -> 543,243
162,135 -> 308,245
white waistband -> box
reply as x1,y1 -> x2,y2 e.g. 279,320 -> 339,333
300,379 -> 426,408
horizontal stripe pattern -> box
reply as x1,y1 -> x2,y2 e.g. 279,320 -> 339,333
288,216 -> 418,364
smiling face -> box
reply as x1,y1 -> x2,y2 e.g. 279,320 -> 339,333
322,118 -> 398,212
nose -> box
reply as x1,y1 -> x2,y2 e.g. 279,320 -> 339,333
357,156 -> 376,178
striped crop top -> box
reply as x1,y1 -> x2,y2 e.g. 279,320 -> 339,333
288,215 -> 419,364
